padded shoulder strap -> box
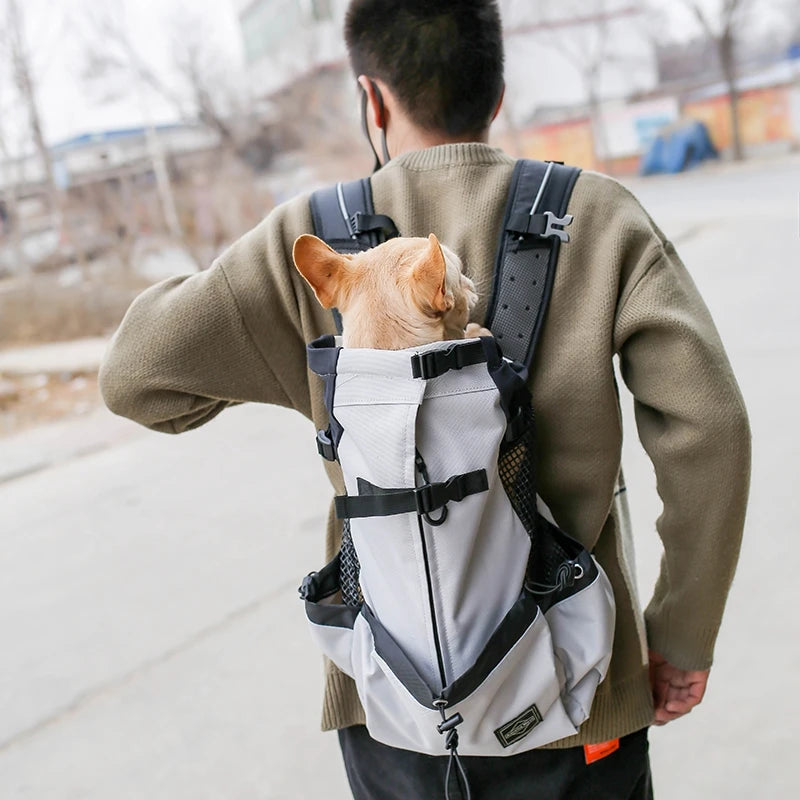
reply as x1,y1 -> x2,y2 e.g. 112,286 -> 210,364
310,177 -> 399,333
485,160 -> 580,374
310,177 -> 398,254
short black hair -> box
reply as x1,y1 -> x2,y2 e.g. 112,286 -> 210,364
344,0 -> 504,137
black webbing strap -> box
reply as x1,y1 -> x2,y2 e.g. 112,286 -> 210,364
335,470 -> 488,520
485,160 -> 580,374
310,178 -> 399,334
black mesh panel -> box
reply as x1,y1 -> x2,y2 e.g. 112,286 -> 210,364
498,406 -> 577,588
340,519 -> 363,606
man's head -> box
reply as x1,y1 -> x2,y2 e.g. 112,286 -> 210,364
344,1 -> 504,141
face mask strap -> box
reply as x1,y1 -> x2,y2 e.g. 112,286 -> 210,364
360,79 -> 390,173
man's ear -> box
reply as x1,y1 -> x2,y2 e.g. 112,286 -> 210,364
491,83 -> 505,122
410,234 -> 450,314
292,234 -> 350,309
357,74 -> 388,130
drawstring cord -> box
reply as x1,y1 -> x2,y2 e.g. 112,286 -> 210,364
435,701 -> 472,800
525,560 -> 585,595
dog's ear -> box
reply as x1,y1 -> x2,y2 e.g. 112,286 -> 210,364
292,234 -> 350,309
410,234 -> 451,314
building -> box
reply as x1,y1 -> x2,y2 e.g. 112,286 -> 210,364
236,0 -> 348,97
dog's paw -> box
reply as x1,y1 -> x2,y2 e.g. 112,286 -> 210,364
465,322 -> 492,338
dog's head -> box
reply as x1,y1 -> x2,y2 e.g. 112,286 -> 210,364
292,233 -> 477,349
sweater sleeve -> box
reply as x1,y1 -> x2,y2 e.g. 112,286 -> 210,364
99,195 -> 316,433
613,240 -> 751,671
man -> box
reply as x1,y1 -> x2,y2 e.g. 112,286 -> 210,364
100,1 -> 750,797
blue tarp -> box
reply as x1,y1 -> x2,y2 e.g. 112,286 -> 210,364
640,120 -> 718,175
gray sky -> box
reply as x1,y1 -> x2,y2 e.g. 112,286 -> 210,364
1,0 -> 244,152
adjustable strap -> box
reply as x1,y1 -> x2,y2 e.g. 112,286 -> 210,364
307,335 -> 344,461
298,552 -> 341,603
309,177 -> 399,335
335,470 -> 488,520
410,339 -> 487,380
485,159 -> 581,374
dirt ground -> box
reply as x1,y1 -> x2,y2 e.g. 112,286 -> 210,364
0,269 -> 144,437
0,371 -> 102,438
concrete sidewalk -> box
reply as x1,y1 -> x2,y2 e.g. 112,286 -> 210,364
0,336 -> 136,485
0,405 -> 142,484
1,155 -> 799,798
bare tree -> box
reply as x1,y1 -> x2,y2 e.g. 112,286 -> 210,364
0,26 -> 27,276
0,130 -> 27,277
3,0 -> 63,231
81,4 -> 188,241
513,0 -> 644,171
677,0 -> 753,161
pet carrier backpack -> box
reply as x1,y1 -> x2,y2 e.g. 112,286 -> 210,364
299,161 -> 615,790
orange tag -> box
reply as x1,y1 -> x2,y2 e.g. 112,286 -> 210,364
583,739 -> 620,764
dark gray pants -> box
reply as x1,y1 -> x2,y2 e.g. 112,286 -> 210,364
338,725 -> 653,800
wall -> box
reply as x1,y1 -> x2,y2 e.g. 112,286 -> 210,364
684,85 -> 796,152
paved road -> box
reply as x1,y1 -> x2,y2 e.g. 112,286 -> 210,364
1,154 -> 798,798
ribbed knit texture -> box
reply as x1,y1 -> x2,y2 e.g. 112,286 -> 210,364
100,144 -> 750,746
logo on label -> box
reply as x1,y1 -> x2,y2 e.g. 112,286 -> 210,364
494,703 -> 543,748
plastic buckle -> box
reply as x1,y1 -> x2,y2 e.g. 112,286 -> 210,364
443,475 -> 466,503
410,343 -> 463,380
410,351 -> 437,380
316,429 -> 336,461
298,572 -> 318,601
542,211 -> 573,243
349,212 -> 367,236
414,482 -> 450,515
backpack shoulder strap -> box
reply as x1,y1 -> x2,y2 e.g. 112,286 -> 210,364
485,159 -> 581,374
309,177 -> 399,333
310,177 -> 399,254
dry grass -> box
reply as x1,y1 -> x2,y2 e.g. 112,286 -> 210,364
0,271 -> 151,348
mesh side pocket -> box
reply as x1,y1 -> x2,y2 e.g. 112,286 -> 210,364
340,519 -> 363,606
498,406 -> 538,539
498,406 -> 574,588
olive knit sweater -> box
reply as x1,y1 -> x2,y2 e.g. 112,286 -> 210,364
100,143 -> 750,747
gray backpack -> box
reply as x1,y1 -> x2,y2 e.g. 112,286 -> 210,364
300,161 -> 615,797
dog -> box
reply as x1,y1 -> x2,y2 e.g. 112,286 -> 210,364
292,233 -> 489,349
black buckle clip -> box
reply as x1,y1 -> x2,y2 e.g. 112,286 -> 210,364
413,472 -> 487,516
349,212 -> 370,236
298,572 -> 318,601
413,483 -> 442,516
350,212 -> 399,240
411,343 -> 465,380
316,429 -> 336,461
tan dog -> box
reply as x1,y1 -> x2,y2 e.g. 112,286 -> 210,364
293,233 -> 488,349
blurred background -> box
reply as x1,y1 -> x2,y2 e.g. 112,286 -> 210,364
1,1 -> 799,798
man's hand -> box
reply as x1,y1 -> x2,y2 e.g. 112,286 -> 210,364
648,650 -> 710,725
